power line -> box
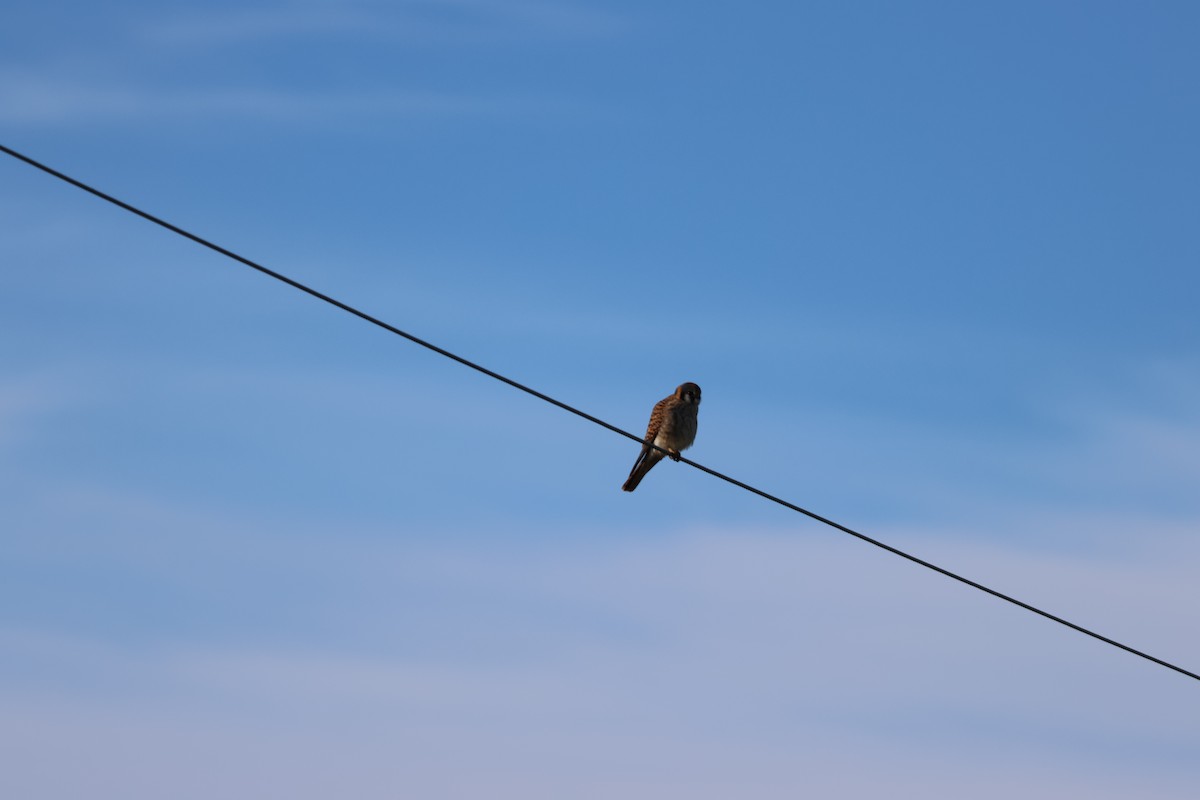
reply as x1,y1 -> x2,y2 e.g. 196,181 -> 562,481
3,141 -> 1196,684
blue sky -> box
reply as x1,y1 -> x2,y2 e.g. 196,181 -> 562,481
2,1 -> 1199,797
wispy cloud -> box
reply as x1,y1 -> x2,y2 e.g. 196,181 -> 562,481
1018,359 -> 1200,513
137,0 -> 625,47
0,73 -> 540,125
0,371 -> 80,452
0,2 -> 621,127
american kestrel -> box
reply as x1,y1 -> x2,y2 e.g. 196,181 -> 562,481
622,382 -> 701,492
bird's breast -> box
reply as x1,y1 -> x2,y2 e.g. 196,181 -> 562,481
658,405 -> 698,450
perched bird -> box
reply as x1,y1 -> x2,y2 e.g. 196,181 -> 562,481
622,382 -> 702,492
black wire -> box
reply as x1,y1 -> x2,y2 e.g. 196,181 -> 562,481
4,141 -> 1196,684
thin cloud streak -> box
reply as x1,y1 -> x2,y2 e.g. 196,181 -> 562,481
0,74 -> 551,126
137,0 -> 626,47
0,371 -> 81,452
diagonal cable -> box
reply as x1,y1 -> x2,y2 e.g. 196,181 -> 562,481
3,142 -> 1196,683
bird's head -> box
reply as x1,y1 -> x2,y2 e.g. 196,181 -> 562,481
676,382 -> 702,405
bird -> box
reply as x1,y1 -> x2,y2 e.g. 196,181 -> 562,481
622,382 -> 701,492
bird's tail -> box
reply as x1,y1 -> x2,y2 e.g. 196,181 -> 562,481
622,450 -> 661,492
